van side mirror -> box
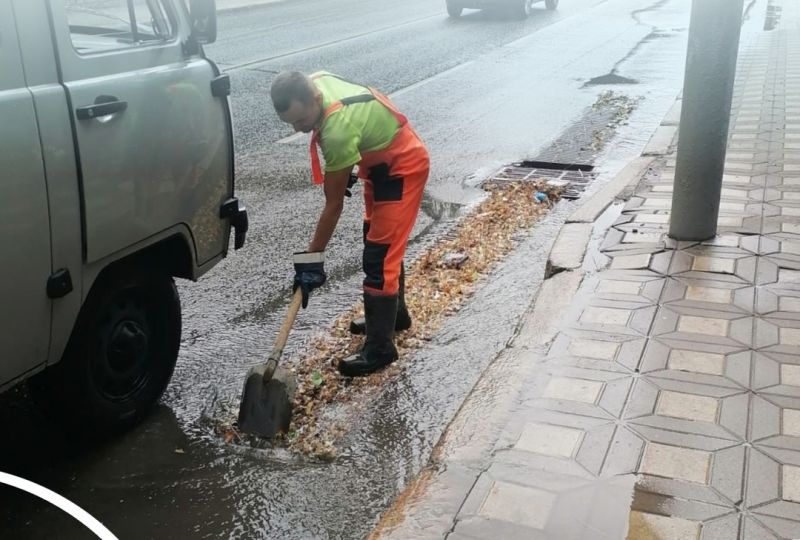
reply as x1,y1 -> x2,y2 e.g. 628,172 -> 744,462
190,0 -> 217,44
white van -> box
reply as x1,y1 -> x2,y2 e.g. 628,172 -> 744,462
0,0 -> 247,431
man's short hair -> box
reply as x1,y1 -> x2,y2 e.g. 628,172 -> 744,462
271,71 -> 316,113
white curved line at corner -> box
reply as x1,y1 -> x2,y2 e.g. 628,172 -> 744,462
0,471 -> 118,540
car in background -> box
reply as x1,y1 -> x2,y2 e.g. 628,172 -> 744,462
447,0 -> 558,19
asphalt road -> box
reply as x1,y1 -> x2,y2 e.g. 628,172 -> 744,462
2,0 -> 764,538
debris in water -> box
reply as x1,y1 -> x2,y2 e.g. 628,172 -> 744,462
218,181 -> 563,457
284,181 -> 563,457
442,253 -> 469,269
590,90 -> 640,151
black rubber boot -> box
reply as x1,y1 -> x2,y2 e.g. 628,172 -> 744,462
349,264 -> 411,335
339,294 -> 399,377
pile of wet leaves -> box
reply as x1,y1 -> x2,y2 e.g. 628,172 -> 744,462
292,180 -> 564,457
218,180 -> 562,457
590,90 -> 640,151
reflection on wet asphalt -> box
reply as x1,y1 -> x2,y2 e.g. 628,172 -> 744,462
0,0 -> 714,537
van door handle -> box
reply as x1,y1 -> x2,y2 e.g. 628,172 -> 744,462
76,97 -> 128,120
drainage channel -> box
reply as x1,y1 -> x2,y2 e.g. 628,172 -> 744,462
482,160 -> 597,200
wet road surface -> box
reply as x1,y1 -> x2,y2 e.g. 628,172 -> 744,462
0,0 -> 743,537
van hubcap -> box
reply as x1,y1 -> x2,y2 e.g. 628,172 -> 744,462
108,321 -> 148,371
94,294 -> 152,401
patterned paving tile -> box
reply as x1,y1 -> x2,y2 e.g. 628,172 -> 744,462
630,490 -> 739,539
589,271 -> 665,303
668,246 -> 758,283
640,339 -> 751,390
762,215 -> 800,237
496,408 -> 637,478
610,252 -> 654,270
601,231 -> 668,259
455,466 -> 635,540
754,318 -> 800,355
548,330 -> 647,372
741,517 -> 784,539
637,182 -> 762,203
639,442 -> 712,484
754,349 -> 800,395
759,235 -> 800,275
662,277 -> 754,313
651,305 -> 754,348
750,395 -> 800,453
744,447 -> 800,538
524,366 -> 633,420
632,431 -> 745,507
514,423 -> 584,458
570,298 -> 658,338
704,234 -> 762,254
544,376 -> 604,403
757,286 -> 800,319
627,377 -> 748,444
477,481 -> 556,529
754,258 -> 800,287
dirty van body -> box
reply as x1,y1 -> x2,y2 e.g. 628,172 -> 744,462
0,0 -> 247,432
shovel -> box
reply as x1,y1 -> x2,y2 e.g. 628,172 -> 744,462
237,289 -> 302,438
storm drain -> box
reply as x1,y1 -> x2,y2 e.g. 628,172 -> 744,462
483,160 -> 596,200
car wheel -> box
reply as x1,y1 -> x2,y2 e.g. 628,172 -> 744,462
545,0 -> 559,9
30,267 -> 181,434
513,0 -> 534,19
446,1 -> 463,17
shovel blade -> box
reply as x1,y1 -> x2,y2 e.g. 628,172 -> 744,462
237,365 -> 297,438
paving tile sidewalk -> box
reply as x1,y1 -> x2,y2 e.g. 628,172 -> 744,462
373,5 -> 800,540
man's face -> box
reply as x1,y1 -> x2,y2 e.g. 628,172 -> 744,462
278,97 -> 322,133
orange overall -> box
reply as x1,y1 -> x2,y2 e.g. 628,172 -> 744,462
310,86 -> 429,296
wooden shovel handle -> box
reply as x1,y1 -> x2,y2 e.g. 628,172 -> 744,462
262,288 -> 304,383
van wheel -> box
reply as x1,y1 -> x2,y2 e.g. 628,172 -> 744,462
545,0 -> 559,9
447,1 -> 463,17
30,268 -> 181,434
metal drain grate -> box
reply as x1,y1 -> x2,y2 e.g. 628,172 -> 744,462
483,160 -> 596,200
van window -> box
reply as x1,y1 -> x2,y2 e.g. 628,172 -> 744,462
64,0 -> 176,54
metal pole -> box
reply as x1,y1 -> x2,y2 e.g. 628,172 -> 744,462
669,0 -> 745,241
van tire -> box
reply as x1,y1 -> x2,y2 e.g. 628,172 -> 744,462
30,268 -> 181,434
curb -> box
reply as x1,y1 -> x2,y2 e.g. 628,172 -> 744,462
545,94 -> 682,276
545,223 -> 592,278
566,156 -> 656,224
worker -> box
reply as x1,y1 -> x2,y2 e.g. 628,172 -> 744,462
270,71 -> 430,377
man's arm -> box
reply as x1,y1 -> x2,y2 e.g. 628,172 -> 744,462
307,165 -> 354,252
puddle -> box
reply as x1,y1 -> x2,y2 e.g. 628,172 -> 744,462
584,0 -> 687,90
583,201 -> 626,275
419,193 -> 466,222
585,72 -> 640,87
